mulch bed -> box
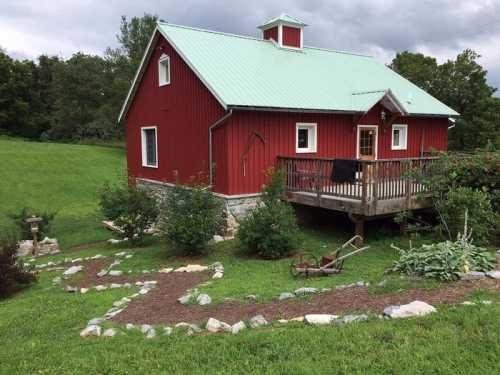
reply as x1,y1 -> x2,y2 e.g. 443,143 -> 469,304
60,258 -> 500,325
113,278 -> 500,326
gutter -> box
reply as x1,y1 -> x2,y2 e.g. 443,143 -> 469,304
209,109 -> 233,186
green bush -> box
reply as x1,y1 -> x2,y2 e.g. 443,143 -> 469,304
9,207 -> 56,240
237,169 -> 301,259
389,240 -> 494,282
436,187 -> 496,244
163,183 -> 225,256
99,183 -> 159,245
0,235 -> 37,299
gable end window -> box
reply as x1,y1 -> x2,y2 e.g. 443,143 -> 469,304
158,54 -> 170,86
141,127 -> 158,168
296,123 -> 317,153
392,124 -> 408,150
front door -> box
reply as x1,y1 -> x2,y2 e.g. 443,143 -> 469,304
357,126 -> 377,160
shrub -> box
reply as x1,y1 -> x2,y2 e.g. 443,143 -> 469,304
237,169 -> 301,259
163,183 -> 225,256
99,183 -> 159,245
0,235 -> 37,299
389,216 -> 495,281
9,207 -> 56,240
436,187 -> 495,244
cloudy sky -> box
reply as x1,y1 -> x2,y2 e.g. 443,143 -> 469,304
1,0 -> 499,92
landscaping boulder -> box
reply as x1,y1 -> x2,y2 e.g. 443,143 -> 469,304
231,321 -> 246,334
88,317 -> 106,326
97,270 -> 108,277
63,265 -> 83,277
163,327 -> 173,336
65,286 -> 78,293
95,285 -> 107,291
335,314 -> 369,325
108,270 -> 123,276
140,324 -> 153,334
103,328 -> 117,337
279,292 -> 295,300
305,314 -> 338,325
159,268 -> 173,273
459,271 -> 486,281
80,325 -> 101,337
146,328 -> 157,339
126,324 -> 135,330
178,294 -> 192,304
206,318 -> 222,333
294,287 -> 318,295
175,264 -> 208,273
212,271 -> 224,279
486,271 -> 500,280
80,288 -> 89,294
383,301 -> 436,319
197,294 -> 212,305
249,315 -> 268,328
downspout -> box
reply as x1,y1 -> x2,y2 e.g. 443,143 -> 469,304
209,109 -> 233,187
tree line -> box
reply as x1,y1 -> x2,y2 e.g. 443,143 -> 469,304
0,14 -> 498,150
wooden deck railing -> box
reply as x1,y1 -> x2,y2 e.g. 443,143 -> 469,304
277,156 -> 439,208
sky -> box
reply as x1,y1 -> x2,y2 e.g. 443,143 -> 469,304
1,0 -> 499,93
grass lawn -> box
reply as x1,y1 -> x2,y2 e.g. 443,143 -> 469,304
0,137 -> 125,248
0,137 -> 499,374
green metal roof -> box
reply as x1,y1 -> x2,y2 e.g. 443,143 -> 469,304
150,22 -> 458,117
258,14 -> 307,29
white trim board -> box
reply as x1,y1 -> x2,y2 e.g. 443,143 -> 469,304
391,124 -> 408,150
296,122 -> 317,153
356,125 -> 378,159
141,126 -> 158,168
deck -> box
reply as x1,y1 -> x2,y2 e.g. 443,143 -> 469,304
278,156 -> 438,218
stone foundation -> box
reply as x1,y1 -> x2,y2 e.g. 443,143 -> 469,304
136,178 -> 260,235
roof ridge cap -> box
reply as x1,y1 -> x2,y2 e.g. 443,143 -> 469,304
158,21 -> 264,42
304,45 -> 373,58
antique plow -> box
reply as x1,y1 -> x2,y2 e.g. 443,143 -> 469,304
290,235 -> 369,277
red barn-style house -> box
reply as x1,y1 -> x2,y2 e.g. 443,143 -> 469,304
119,14 -> 458,238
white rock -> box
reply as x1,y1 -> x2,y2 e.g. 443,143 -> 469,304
294,287 -> 318,295
486,271 -> 500,280
163,327 -> 173,336
107,238 -> 123,244
114,251 -> 127,257
105,308 -> 124,318
279,292 -> 295,300
212,271 -> 224,279
290,316 -> 304,322
140,324 -> 153,334
159,268 -> 174,273
135,281 -> 144,286
65,286 -> 78,293
213,235 -> 225,243
88,317 -> 106,325
139,288 -> 149,295
220,322 -> 232,333
71,258 -> 83,263
231,321 -> 246,334
97,270 -> 108,277
206,318 -> 222,333
178,294 -> 191,304
481,300 -> 493,305
95,285 -> 107,291
108,270 -> 123,276
80,325 -> 101,337
126,323 -> 135,330
459,271 -> 486,280
461,301 -> 476,306
80,288 -> 89,294
123,283 -> 132,288
249,315 -> 268,328
197,294 -> 212,305
125,254 -> 133,259
63,265 -> 83,276
383,301 -> 436,319
146,328 -> 156,339
91,254 -> 104,260
335,314 -> 368,325
103,328 -> 117,337
305,314 -> 338,325
110,283 -> 122,289
175,264 -> 208,273
278,319 -> 289,324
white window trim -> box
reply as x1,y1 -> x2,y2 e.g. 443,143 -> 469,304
141,126 -> 158,168
296,123 -> 317,153
391,124 -> 408,150
356,125 -> 378,159
158,54 -> 170,87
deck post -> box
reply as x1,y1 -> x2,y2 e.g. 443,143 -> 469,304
348,213 -> 364,245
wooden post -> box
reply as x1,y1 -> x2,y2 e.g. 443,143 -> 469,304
348,213 -> 365,246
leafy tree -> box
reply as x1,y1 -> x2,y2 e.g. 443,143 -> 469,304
390,49 -> 499,150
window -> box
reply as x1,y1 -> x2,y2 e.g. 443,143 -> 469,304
158,54 -> 170,86
392,124 -> 408,150
141,127 -> 158,167
296,123 -> 317,153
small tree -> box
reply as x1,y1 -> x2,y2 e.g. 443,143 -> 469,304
237,168 -> 301,259
0,235 -> 37,299
99,183 -> 159,245
163,183 -> 225,256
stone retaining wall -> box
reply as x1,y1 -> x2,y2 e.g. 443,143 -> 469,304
136,178 -> 260,235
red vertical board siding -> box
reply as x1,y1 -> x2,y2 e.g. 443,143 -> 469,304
226,108 -> 448,195
282,26 -> 301,48
263,27 -> 279,42
125,33 -> 228,193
